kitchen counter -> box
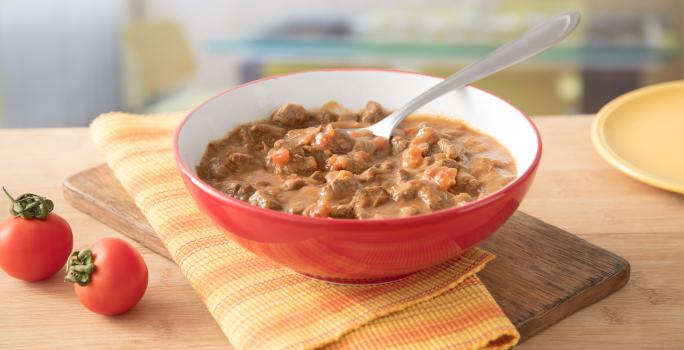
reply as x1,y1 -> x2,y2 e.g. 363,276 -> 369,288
0,116 -> 682,349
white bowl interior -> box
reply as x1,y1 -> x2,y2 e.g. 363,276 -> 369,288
178,70 -> 538,176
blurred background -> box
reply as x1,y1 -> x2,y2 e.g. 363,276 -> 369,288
0,0 -> 681,127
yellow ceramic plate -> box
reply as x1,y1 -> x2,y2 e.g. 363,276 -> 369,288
592,80 -> 684,194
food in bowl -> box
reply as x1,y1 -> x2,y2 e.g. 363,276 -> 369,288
175,70 -> 541,282
196,101 -> 516,219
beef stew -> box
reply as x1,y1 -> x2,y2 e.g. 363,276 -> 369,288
197,101 -> 516,219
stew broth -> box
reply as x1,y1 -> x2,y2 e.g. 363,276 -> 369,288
197,101 -> 516,219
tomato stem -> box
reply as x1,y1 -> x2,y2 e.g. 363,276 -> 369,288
65,249 -> 95,286
3,187 -> 54,220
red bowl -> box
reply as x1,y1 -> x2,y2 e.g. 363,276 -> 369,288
174,69 -> 541,283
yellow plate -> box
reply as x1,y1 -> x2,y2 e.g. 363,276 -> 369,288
592,80 -> 684,194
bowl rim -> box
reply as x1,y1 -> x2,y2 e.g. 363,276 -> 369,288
173,68 -> 542,227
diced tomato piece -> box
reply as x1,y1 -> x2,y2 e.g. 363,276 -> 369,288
402,145 -> 424,168
326,154 -> 341,170
314,125 -> 336,149
423,166 -> 458,190
271,148 -> 291,165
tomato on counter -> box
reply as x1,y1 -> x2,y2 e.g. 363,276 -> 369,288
65,237 -> 148,316
0,188 -> 73,281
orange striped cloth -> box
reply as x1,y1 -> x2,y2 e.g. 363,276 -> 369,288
90,113 -> 519,350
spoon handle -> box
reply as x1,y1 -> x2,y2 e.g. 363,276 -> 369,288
370,11 -> 581,138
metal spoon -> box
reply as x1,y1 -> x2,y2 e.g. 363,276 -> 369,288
352,11 -> 581,139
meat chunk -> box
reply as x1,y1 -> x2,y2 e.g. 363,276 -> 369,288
248,190 -> 282,210
271,103 -> 309,127
422,166 -> 458,190
353,138 -> 378,154
354,186 -> 390,208
224,152 -> 264,173
227,152 -> 261,165
273,154 -> 318,177
315,110 -> 338,123
269,128 -> 322,167
453,192 -> 473,204
396,168 -> 411,182
244,123 -> 286,147
360,101 -> 386,123
283,175 -> 321,190
309,170 -> 326,182
320,170 -> 359,201
417,186 -> 454,210
301,146 -> 329,170
357,161 -> 398,183
434,157 -> 459,168
455,170 -> 480,195
314,124 -> 355,154
217,181 -> 254,201
410,126 -> 440,146
378,160 -> 395,171
326,151 -> 371,174
283,176 -> 306,190
329,203 -> 355,218
357,167 -> 379,182
202,157 -> 231,178
437,139 -> 464,159
319,100 -> 356,122
391,136 -> 409,155
283,126 -> 321,146
390,179 -> 423,201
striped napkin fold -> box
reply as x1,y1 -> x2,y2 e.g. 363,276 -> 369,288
89,112 -> 519,350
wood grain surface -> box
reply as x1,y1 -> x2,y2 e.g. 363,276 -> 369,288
1,116 -> 682,350
63,164 -> 631,343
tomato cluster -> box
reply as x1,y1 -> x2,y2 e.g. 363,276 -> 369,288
0,188 -> 147,315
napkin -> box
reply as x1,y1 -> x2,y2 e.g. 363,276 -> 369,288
90,113 -> 519,350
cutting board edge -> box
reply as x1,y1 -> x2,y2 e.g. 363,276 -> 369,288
63,172 -> 172,259
515,257 -> 630,339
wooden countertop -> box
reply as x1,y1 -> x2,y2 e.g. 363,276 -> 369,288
0,116 -> 682,349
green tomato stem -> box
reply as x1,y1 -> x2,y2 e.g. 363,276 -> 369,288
3,187 -> 54,220
65,249 -> 95,286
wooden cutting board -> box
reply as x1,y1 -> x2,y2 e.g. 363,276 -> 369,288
63,164 -> 630,343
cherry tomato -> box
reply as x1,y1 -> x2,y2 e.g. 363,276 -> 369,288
66,238 -> 148,315
0,188 -> 73,281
